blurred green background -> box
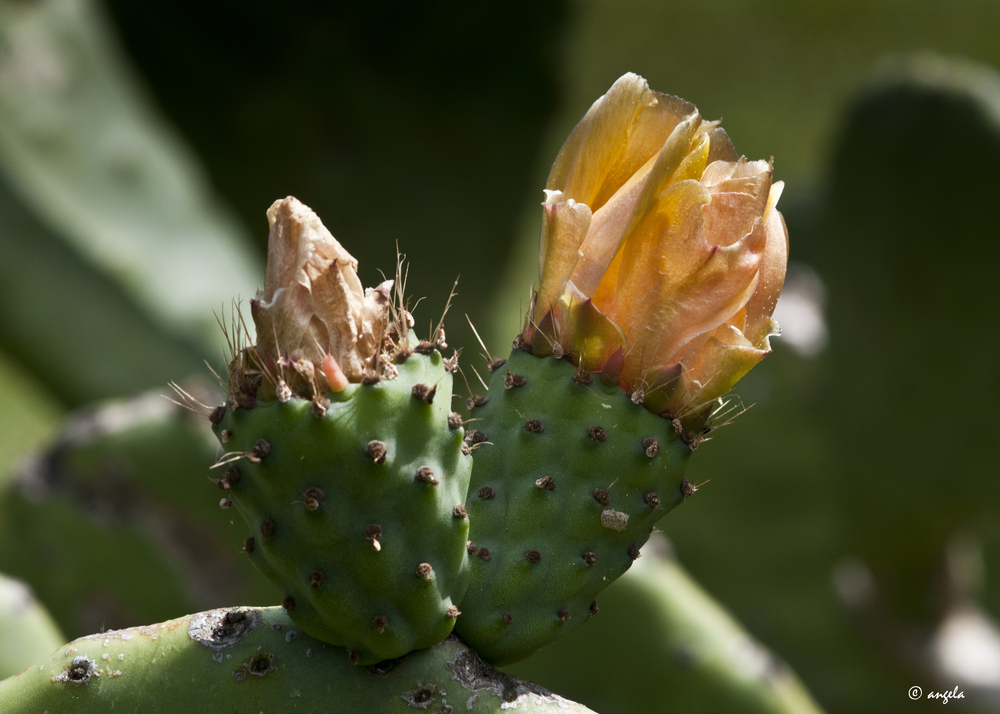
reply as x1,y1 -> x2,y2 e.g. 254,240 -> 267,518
2,0 -> 1000,711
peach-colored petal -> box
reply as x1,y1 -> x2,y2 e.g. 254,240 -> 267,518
524,73 -> 788,422
558,281 -> 624,371
705,125 -> 739,164
610,179 -> 767,387
674,323 -> 768,412
586,115 -> 703,305
547,73 -> 698,212
701,158 -> 773,248
535,192 -> 593,323
743,182 -> 788,348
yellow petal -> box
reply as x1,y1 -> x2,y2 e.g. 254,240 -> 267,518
613,179 -> 767,386
535,192 -> 593,323
589,115 -> 703,306
673,324 -> 768,413
743,182 -> 789,348
701,158 -> 773,248
558,281 -> 624,372
547,73 -> 696,212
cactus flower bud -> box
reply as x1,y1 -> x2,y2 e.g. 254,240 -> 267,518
524,73 -> 788,421
250,197 -> 393,397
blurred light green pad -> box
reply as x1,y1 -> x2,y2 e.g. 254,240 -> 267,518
0,390 -> 280,639
0,0 -> 261,351
0,573 -> 64,680
0,606 -> 594,714
0,179 -> 206,405
0,348 -> 62,487
506,540 -> 823,714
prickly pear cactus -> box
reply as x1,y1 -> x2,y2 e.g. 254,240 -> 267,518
203,197 -> 472,664
456,73 -> 789,665
0,606 -> 595,714
455,351 -> 691,664
213,348 -> 471,665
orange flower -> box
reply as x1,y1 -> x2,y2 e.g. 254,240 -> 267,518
523,73 -> 788,421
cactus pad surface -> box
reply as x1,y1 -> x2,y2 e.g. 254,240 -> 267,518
213,349 -> 472,664
456,349 -> 692,665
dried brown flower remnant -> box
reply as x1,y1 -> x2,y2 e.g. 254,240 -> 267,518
251,197 -> 393,396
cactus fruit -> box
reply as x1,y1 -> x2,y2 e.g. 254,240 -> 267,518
0,606 -> 595,713
455,73 -> 788,664
455,350 -> 691,664
208,198 -> 471,664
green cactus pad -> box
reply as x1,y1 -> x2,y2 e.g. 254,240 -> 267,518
456,349 -> 692,665
213,350 -> 472,665
0,606 -> 596,713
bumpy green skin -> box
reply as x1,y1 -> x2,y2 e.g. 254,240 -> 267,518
457,350 -> 691,665
0,606 -> 596,714
214,350 -> 471,664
